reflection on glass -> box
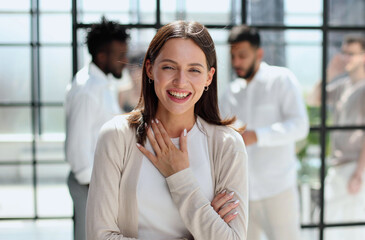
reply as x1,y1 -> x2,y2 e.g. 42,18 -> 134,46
36,164 -> 72,217
326,32 -> 365,126
329,0 -> 365,26
0,47 -> 31,102
40,47 -> 72,102
325,130 -> 365,224
39,14 -> 71,43
0,15 -> 30,43
0,166 -> 34,218
247,0 -> 322,26
325,226 -> 365,240
297,132 -> 321,224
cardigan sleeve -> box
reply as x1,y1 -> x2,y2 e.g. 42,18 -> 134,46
166,128 -> 249,240
86,119 -> 138,240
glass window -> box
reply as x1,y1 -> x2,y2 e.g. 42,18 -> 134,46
40,46 -> 72,102
0,107 -> 32,137
326,31 -> 365,126
36,107 -> 65,162
209,29 -> 231,97
297,132 -> 321,224
0,0 -> 30,11
160,0 -> 177,23
0,142 -> 32,162
80,0 -> 130,12
39,0 -> 71,12
258,30 -> 322,127
41,107 -> 65,137
185,0 -> 232,25
247,0 -> 322,26
325,130 -> 365,224
0,15 -> 30,43
324,226 -> 365,240
0,165 -> 34,218
302,228 -> 319,240
36,164 -> 72,217
329,0 -> 365,26
0,220 -> 73,240
128,28 -> 156,50
39,14 -> 72,44
80,13 -> 130,24
0,46 -> 31,102
139,0 -> 156,24
79,0 -> 131,23
161,0 -> 234,25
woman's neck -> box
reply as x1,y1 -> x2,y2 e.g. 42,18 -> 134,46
155,111 -> 196,138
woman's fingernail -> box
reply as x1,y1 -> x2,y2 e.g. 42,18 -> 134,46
136,143 -> 141,147
184,128 -> 187,136
151,119 -> 154,123
144,123 -> 147,128
155,119 -> 159,123
220,189 -> 226,194
233,211 -> 238,216
234,200 -> 240,204
228,191 -> 235,196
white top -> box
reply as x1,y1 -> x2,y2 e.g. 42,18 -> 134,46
220,62 -> 309,201
137,120 -> 213,240
65,63 -> 121,184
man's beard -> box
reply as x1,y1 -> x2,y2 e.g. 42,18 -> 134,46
237,60 -> 256,80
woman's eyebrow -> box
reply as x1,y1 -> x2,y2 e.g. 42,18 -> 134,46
160,59 -> 204,68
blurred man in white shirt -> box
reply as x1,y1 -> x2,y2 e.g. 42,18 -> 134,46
220,25 -> 309,240
65,17 -> 129,240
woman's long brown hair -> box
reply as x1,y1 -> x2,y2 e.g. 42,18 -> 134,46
128,21 -> 235,144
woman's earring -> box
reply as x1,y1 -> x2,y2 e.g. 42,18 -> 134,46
204,86 -> 209,91
148,78 -> 153,84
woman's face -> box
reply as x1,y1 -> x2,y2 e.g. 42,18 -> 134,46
146,38 -> 215,118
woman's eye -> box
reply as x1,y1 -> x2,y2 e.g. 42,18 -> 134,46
162,66 -> 174,70
190,68 -> 201,73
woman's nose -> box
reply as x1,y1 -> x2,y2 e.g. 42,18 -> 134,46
173,70 -> 188,86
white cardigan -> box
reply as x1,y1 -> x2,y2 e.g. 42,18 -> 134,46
86,115 -> 249,240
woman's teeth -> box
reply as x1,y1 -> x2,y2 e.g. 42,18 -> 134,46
168,91 -> 190,99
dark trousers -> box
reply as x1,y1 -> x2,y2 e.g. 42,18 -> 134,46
67,171 -> 89,240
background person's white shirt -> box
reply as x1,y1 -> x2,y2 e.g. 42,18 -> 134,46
220,62 -> 309,201
65,63 -> 121,185
137,119 -> 214,240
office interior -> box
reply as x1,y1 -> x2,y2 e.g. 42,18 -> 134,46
0,0 -> 365,239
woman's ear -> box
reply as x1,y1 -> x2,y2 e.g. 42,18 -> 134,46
145,59 -> 153,80
206,67 -> 215,87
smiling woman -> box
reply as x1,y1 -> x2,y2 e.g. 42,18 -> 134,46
86,20 -> 249,240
